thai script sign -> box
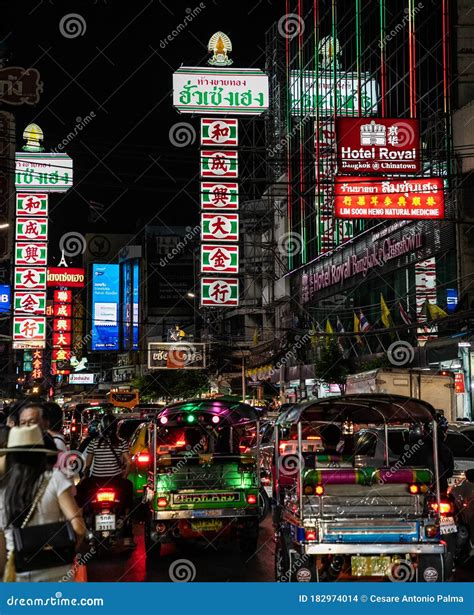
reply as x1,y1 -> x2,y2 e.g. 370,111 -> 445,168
334,177 -> 444,219
336,118 -> 421,174
148,342 -> 207,370
15,153 -> 73,192
173,67 -> 269,115
0,67 -> 43,105
47,267 -> 85,288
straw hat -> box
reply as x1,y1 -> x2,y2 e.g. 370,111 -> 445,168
0,425 -> 58,455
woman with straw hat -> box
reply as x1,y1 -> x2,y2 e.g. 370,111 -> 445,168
0,425 -> 86,582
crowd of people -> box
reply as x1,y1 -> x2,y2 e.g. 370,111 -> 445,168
0,398 -> 135,583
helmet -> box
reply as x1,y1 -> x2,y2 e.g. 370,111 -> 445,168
88,420 -> 99,438
99,413 -> 116,434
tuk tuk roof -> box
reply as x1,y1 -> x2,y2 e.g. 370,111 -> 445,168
276,394 -> 436,426
157,398 -> 259,425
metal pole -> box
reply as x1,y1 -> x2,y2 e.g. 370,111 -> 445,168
242,354 -> 246,402
297,420 -> 303,517
432,419 -> 442,518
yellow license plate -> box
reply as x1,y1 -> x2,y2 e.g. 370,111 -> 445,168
351,556 -> 391,577
190,520 -> 223,532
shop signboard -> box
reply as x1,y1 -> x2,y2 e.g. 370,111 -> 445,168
15,242 -> 47,266
47,267 -> 85,288
201,277 -> 239,306
148,342 -> 207,370
336,118 -> 421,174
16,193 -> 48,216
201,118 -> 238,146
14,267 -> 47,290
334,177 -> 444,219
201,244 -> 239,273
200,150 -> 238,178
173,67 -> 269,115
14,291 -> 46,315
201,182 -> 239,210
15,153 -> 73,192
201,213 -> 239,242
12,316 -> 46,348
15,218 -> 48,241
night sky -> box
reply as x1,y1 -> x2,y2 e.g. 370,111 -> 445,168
1,0 -> 276,260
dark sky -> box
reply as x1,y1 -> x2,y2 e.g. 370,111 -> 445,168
1,0 -> 277,259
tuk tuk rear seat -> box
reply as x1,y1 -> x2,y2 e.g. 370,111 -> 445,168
303,467 -> 433,487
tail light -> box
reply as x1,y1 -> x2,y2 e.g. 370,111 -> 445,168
425,525 -> 439,538
409,484 -> 419,494
95,489 -> 117,503
239,445 -> 250,453
247,494 -> 257,505
136,452 -> 150,466
430,500 -> 453,515
315,485 -> 324,496
305,528 -> 317,541
157,497 -> 168,508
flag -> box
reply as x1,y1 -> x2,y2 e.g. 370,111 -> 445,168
427,302 -> 448,320
380,294 -> 393,328
252,327 -> 260,346
353,312 -> 362,345
399,301 -> 412,325
336,316 -> 345,349
309,321 -> 322,347
325,319 -> 334,347
359,311 -> 370,332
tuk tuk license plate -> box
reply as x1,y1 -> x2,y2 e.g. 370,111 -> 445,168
190,520 -> 223,532
440,516 -> 457,535
351,556 -> 391,577
95,514 -> 116,531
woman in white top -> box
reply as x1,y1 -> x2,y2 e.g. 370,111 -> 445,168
0,425 -> 85,582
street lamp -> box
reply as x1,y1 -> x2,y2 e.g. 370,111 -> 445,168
0,223 -> 9,229
187,292 -> 196,298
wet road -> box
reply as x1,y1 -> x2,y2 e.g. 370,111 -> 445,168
87,518 -> 473,582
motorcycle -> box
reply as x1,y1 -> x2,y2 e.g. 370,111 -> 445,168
83,485 -> 128,552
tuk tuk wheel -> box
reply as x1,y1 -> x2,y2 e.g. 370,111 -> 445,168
144,519 -> 162,561
417,554 -> 446,582
258,487 -> 270,522
274,533 -> 291,582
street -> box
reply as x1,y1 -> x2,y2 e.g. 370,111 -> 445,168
87,518 -> 473,582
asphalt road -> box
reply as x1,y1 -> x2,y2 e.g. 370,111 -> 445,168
86,517 -> 473,582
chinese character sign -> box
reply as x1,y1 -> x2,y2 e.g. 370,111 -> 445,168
14,291 -> 46,315
201,150 -> 238,178
16,193 -> 48,216
201,245 -> 239,273
201,182 -> 239,210
15,242 -> 48,266
334,177 -> 444,220
201,213 -> 239,241
16,218 -> 48,241
14,267 -> 47,290
13,316 -> 46,349
201,277 -> 239,306
201,119 -> 238,146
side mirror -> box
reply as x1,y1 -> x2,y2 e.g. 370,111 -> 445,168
465,468 -> 474,483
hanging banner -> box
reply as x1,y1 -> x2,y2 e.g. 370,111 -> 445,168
173,67 -> 269,115
12,316 -> 46,348
16,193 -> 48,216
15,153 -> 73,192
14,267 -> 47,290
200,150 -> 238,178
201,213 -> 239,242
15,242 -> 48,266
201,277 -> 239,306
14,291 -> 47,315
334,177 -> 444,219
201,244 -> 239,273
15,218 -> 48,241
336,118 -> 421,174
201,182 -> 239,210
201,118 -> 238,146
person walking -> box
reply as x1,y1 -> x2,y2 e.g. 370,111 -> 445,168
44,402 -> 68,452
0,425 -> 85,582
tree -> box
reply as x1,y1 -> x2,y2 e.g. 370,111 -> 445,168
313,338 -> 351,394
133,370 -> 209,401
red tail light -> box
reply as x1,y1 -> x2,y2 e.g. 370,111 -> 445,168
305,529 -> 317,541
157,497 -> 168,508
247,494 -> 257,505
95,489 -> 117,503
315,485 -> 324,496
409,484 -> 419,494
136,452 -> 150,465
430,501 -> 453,515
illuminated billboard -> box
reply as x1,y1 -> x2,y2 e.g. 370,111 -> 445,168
132,260 -> 139,350
334,177 -> 444,220
91,264 -> 120,351
336,118 -> 421,174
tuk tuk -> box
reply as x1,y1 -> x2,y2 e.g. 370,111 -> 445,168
144,399 -> 261,559
273,394 -> 452,582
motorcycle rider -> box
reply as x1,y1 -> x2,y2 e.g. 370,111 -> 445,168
77,414 -> 135,548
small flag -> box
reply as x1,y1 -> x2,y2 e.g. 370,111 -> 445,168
336,316 -> 345,350
309,322 -> 322,347
325,319 -> 334,347
427,302 -> 448,320
354,312 -> 362,345
359,311 -> 370,332
252,328 -> 260,346
380,294 -> 393,328
399,301 -> 412,325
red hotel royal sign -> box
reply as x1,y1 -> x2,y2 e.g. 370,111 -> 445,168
336,118 -> 421,174
334,177 -> 444,220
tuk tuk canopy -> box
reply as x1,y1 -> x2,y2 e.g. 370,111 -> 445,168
157,398 -> 259,426
276,394 -> 436,427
